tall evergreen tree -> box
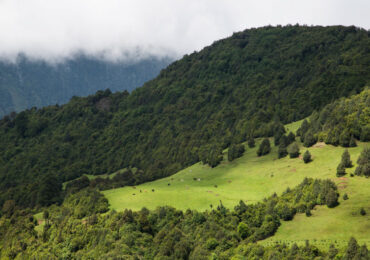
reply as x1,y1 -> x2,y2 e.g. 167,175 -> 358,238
303,131 -> 316,147
355,147 -> 370,177
278,144 -> 288,159
336,162 -> 346,177
257,138 -> 271,156
341,149 -> 352,168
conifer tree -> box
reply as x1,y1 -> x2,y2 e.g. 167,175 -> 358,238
337,162 -> 346,177
278,144 -> 288,159
257,138 -> 271,156
303,131 -> 316,147
341,149 -> 352,168
354,147 -> 370,177
288,143 -> 300,158
303,150 -> 312,163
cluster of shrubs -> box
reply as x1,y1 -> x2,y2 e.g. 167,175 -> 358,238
337,148 -> 369,177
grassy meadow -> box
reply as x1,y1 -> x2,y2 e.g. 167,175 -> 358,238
102,121 -> 369,247
32,120 -> 368,249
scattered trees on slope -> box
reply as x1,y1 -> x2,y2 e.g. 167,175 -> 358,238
355,147 -> 370,177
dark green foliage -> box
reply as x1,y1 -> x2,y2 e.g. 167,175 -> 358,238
344,237 -> 361,260
355,147 -> 370,177
303,131 -> 316,147
343,193 -> 349,200
297,119 -> 310,142
341,149 -> 353,168
228,144 -> 245,161
1,200 -> 16,217
66,175 -> 90,194
237,222 -> 250,239
288,143 -> 300,158
305,209 -> 312,217
300,88 -> 370,147
326,189 -> 339,208
360,125 -> 370,142
37,173 -> 62,206
303,150 -> 312,163
257,138 -> 271,156
287,132 -> 296,144
349,135 -> 357,147
340,130 -> 351,147
0,178 -> 342,259
88,169 -> 138,190
273,123 -> 286,146
278,144 -> 288,159
200,145 -> 223,167
360,208 -> 366,216
1,25 -> 370,208
337,162 -> 346,177
248,137 -> 255,148
278,135 -> 289,148
62,189 -> 109,218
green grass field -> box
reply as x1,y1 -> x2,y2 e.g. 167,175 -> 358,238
102,121 -> 369,248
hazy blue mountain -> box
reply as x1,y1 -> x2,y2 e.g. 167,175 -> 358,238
0,55 -> 172,117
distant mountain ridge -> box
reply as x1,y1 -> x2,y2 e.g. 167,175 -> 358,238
0,55 -> 172,117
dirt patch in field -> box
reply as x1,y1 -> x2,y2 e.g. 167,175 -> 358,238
290,168 -> 297,172
206,190 -> 213,193
38,219 -> 44,225
338,184 -> 348,189
312,142 -> 326,148
228,180 -> 232,183
338,177 -> 348,181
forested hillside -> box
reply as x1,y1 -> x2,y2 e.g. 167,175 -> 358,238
297,87 -> 370,147
0,56 -> 171,117
0,25 -> 370,208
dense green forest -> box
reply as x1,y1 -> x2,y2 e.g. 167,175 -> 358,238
0,55 -> 171,117
0,25 -> 370,209
297,87 -> 370,147
3,178 -> 367,259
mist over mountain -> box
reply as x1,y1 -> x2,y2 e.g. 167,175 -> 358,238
0,55 -> 172,117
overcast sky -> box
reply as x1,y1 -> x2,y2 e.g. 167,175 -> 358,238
0,0 -> 369,63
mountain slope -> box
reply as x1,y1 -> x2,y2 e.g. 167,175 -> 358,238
0,56 -> 172,117
0,25 -> 370,208
101,136 -> 369,248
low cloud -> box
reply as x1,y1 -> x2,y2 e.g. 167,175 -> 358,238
0,0 -> 369,63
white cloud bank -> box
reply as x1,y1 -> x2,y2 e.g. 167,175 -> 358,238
0,0 -> 369,62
